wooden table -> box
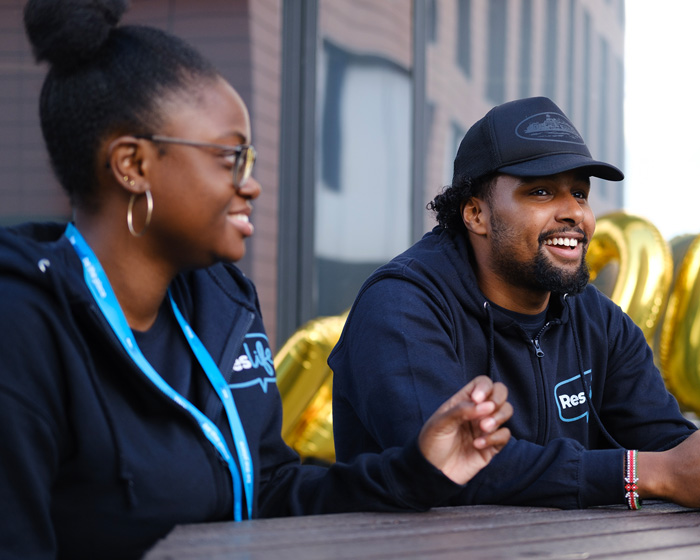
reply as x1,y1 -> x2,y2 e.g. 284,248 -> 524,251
145,501 -> 700,559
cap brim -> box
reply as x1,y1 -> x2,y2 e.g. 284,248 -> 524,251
497,153 -> 624,182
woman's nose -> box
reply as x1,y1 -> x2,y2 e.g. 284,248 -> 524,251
237,176 -> 261,201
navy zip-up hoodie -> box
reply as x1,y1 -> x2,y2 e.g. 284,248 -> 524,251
0,223 -> 463,560
330,226 -> 696,508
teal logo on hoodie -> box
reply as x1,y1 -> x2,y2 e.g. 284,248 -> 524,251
229,332 -> 276,393
554,370 -> 592,422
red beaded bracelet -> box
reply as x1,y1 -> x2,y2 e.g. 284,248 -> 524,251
624,449 -> 642,510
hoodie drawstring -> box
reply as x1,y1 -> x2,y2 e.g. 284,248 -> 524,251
41,256 -> 138,509
88,367 -> 138,509
564,294 -> 622,449
482,301 -> 499,383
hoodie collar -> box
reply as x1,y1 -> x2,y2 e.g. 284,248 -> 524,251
436,226 -> 571,326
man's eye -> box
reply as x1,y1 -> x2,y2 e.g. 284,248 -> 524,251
531,188 -> 549,196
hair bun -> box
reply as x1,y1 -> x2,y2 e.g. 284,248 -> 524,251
24,0 -> 128,70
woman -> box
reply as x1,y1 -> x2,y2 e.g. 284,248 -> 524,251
0,1 -> 512,558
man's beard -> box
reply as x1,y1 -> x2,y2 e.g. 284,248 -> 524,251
489,212 -> 590,295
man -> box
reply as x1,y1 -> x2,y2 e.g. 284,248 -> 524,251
329,96 -> 700,509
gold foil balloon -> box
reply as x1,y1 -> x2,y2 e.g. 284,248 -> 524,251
651,234 -> 698,369
274,312 -> 347,463
659,234 -> 700,413
587,212 -> 672,346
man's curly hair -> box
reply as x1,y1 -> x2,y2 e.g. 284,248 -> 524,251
427,172 -> 497,233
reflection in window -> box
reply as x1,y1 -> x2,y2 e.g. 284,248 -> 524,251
566,0 -> 576,113
598,37 -> 609,200
487,0 -> 507,104
544,0 -> 559,100
315,41 -> 412,316
427,0 -> 437,43
582,9 -> 592,142
615,56 -> 624,207
518,0 -> 533,99
457,0 -> 472,77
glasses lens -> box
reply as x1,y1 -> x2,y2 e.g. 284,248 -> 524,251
234,146 -> 256,186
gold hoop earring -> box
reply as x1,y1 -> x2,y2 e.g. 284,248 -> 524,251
127,190 -> 153,238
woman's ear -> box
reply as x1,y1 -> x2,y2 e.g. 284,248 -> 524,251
107,136 -> 149,195
462,197 -> 489,235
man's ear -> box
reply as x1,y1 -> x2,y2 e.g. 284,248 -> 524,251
462,197 -> 489,235
107,136 -> 149,195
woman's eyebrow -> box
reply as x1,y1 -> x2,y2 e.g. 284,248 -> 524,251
217,131 -> 249,144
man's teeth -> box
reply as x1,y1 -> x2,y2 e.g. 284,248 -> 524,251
232,214 -> 249,222
546,237 -> 578,248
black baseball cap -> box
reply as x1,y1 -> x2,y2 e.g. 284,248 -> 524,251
453,96 -> 624,182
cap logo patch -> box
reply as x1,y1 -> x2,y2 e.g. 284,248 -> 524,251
515,112 -> 585,145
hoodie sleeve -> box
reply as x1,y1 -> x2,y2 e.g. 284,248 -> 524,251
253,370 -> 464,517
258,437 -> 465,517
0,278 -> 67,559
330,275 -> 480,460
459,438 -> 624,509
594,301 -> 696,452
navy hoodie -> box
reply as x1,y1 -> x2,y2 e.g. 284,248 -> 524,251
0,223 -> 463,560
330,226 -> 696,509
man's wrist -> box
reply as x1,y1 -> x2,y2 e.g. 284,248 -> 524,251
624,450 -> 641,509
637,449 -> 669,500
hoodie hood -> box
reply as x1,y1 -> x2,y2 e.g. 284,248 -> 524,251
0,222 -> 85,298
371,226 -> 571,334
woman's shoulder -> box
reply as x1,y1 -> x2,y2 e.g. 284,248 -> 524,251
175,261 -> 259,312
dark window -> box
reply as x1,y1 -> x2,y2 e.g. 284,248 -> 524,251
566,0 -> 576,114
486,0 -> 507,103
581,9 -> 592,142
427,0 -> 437,43
457,0 -> 472,77
543,0 -> 559,99
320,44 -> 347,192
518,0 -> 533,99
615,56 -> 625,207
598,36 -> 609,200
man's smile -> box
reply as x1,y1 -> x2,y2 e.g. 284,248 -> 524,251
545,237 -> 579,249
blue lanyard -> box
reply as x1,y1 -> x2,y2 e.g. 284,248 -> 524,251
65,223 -> 253,521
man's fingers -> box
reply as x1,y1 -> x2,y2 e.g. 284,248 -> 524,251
466,375 -> 495,404
479,399 -> 513,433
436,379 -> 485,414
441,375 -> 497,412
489,381 -> 508,406
430,399 -> 490,434
474,427 -> 511,449
432,378 -> 511,437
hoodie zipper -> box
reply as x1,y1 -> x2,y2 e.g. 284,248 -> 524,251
530,321 -> 552,443
532,322 -> 550,357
